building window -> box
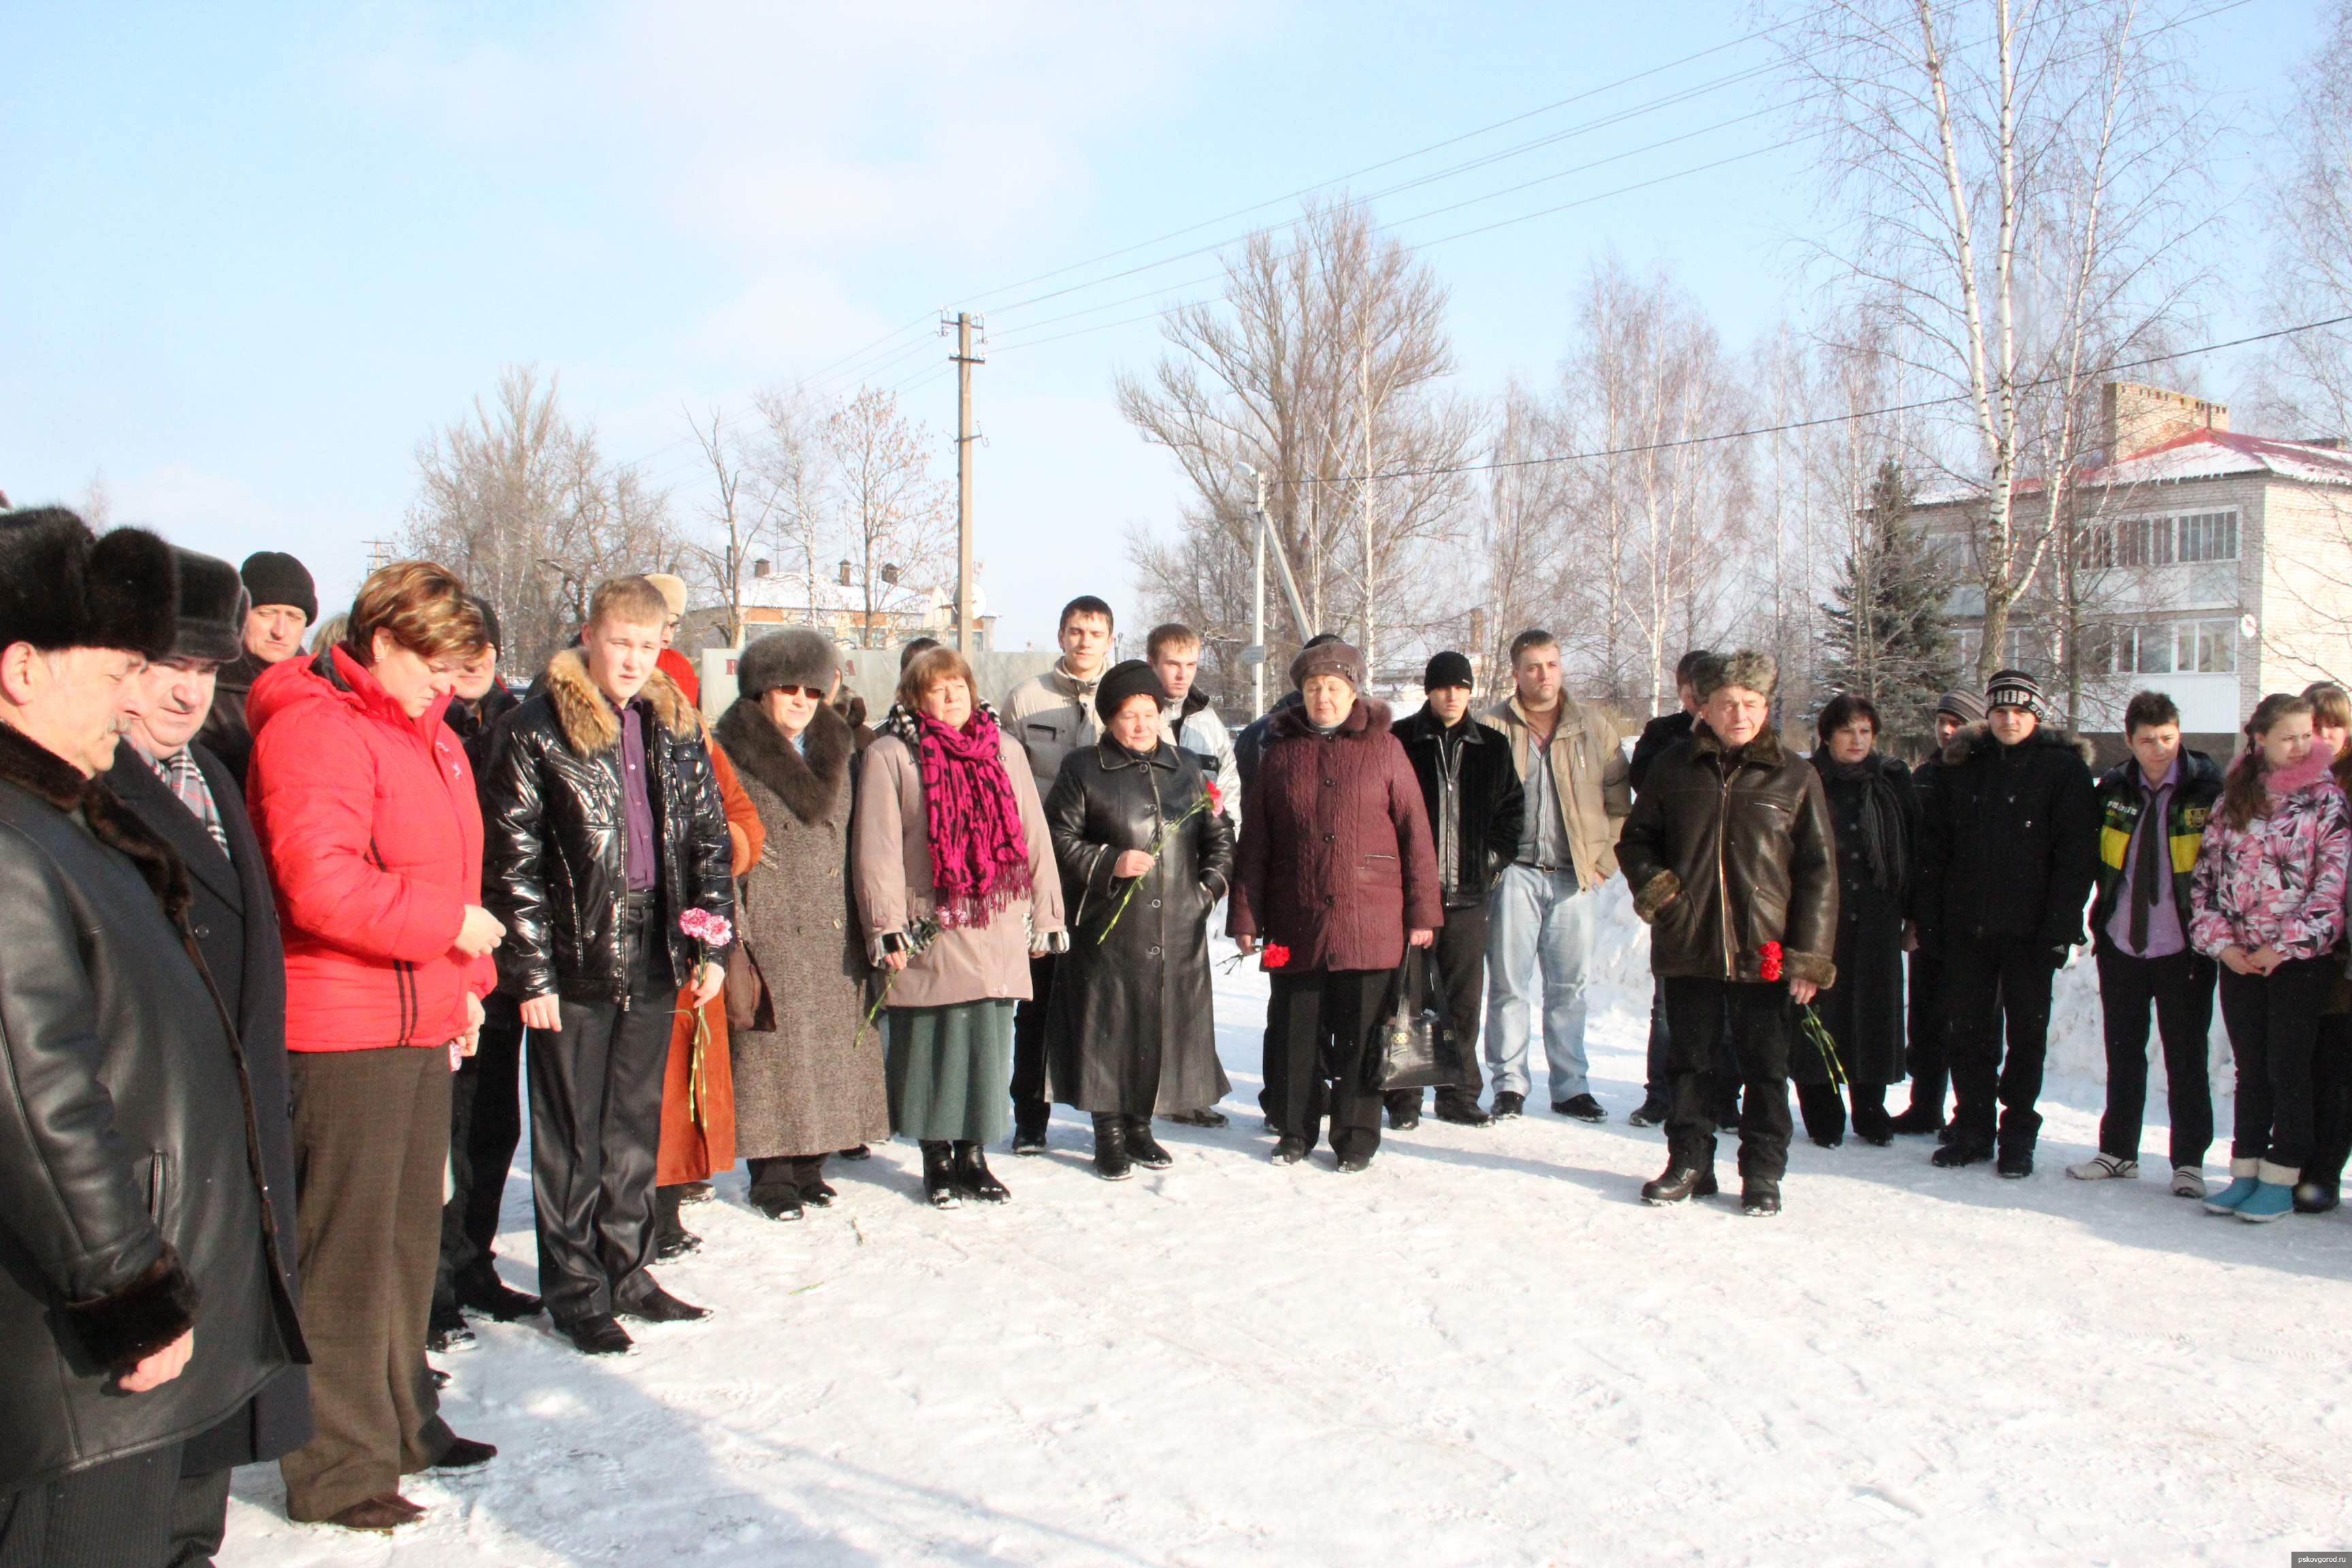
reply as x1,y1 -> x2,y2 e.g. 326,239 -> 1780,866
2087,617 -> 2237,674
2114,510 -> 2237,566
2178,510 -> 2238,563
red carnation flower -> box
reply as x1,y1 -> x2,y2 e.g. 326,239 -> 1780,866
1759,941 -> 1783,982
1262,942 -> 1290,970
1205,780 -> 1224,814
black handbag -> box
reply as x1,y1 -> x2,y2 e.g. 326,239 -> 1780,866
1369,947 -> 1469,1092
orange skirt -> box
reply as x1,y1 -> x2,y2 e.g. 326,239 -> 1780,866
656,994 -> 736,1185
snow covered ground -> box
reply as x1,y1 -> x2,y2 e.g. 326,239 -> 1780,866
225,886 -> 2352,1566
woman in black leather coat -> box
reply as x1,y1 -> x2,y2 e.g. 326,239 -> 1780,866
1043,662 -> 1236,1180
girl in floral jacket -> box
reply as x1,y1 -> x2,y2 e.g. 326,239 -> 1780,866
2189,692 -> 2351,1222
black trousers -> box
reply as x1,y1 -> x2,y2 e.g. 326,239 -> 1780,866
529,896 -> 676,1325
1794,1081 -> 1889,1144
435,990 -> 526,1313
2219,957 -> 2332,1171
1267,968 -> 1393,1160
1386,904 -> 1488,1113
164,1467 -> 229,1568
1645,975 -> 1742,1105
2094,947 -> 2217,1168
1942,935 -> 2059,1149
1663,977 -> 1795,1181
1901,943 -> 1956,1119
0,1448 -> 179,1568
2307,1011 -> 2352,1188
1011,953 -> 1057,1130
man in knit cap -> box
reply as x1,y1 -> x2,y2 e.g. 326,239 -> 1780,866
200,549 -> 317,783
1889,687 -> 1987,1137
1914,668 -> 2098,1177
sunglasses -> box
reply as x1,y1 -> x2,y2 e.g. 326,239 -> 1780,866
766,685 -> 827,700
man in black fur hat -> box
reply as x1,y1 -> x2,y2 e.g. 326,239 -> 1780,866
102,547 -> 316,1566
0,510 -> 303,1564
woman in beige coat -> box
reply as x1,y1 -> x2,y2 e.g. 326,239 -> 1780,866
712,629 -> 892,1222
855,646 -> 1065,1207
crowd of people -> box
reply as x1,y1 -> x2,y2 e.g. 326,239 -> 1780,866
5,504 -> 2347,1565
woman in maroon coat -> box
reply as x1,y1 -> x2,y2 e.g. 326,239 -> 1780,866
1229,642 -> 1443,1171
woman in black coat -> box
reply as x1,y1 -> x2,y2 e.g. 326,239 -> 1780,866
1044,661 -> 1236,1180
1799,693 -> 1919,1146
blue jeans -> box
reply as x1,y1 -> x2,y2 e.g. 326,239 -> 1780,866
1484,864 -> 1599,1100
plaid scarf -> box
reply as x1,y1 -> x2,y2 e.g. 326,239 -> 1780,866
148,747 -> 229,857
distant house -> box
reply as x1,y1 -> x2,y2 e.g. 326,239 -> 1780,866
680,556 -> 996,654
1910,382 -> 2352,757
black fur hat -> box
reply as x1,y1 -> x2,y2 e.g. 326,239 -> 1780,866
0,508 -> 177,659
169,547 -> 248,664
736,627 -> 838,699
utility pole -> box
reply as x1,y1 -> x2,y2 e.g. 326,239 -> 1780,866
947,312 -> 984,653
1360,337 -> 1375,688
1249,468 -> 1269,720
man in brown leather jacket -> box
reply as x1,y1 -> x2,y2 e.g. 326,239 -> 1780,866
1616,651 -> 1838,1216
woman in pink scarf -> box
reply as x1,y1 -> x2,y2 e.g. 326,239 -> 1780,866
853,647 -> 1064,1207
2190,692 -> 2351,1223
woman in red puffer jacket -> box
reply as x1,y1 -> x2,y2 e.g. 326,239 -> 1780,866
244,562 -> 504,1534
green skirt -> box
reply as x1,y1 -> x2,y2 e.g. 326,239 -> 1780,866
886,999 -> 1016,1143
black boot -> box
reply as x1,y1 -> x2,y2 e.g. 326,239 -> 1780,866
1092,1113 -> 1133,1181
653,1185 -> 702,1260
1124,1116 -> 1173,1169
1932,1134 -> 1995,1169
427,1301 -> 474,1354
1434,1089 -> 1494,1127
1887,1104 -> 1946,1136
1641,1165 -> 1719,1205
953,1141 -> 1009,1202
794,1154 -> 836,1207
920,1141 -> 962,1207
1626,1093 -> 1670,1128
747,1157 -> 804,1221
1385,1090 -> 1422,1130
455,1267 -> 544,1322
1741,1178 -> 1782,1216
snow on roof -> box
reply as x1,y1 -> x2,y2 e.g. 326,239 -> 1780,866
706,568 -> 924,615
1911,429 -> 2352,512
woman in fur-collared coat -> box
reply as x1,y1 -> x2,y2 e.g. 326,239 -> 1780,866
712,630 -> 891,1221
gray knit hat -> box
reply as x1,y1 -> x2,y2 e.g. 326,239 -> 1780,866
736,627 -> 838,698
1692,651 -> 1777,702
1289,640 -> 1367,693
1933,689 -> 1987,724
1984,668 -> 2046,719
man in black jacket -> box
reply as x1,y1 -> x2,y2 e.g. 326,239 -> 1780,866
1617,651 -> 1838,1216
1627,649 -> 1720,1128
0,511 -> 302,1564
104,548 -> 315,1568
1390,652 -> 1524,1128
479,575 -> 734,1356
431,600 -> 541,1353
196,549 -> 315,785
1889,689 -> 1987,1136
1916,669 -> 2099,1177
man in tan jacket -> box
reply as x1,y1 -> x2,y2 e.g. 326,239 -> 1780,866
998,594 -> 1115,1150
1480,630 -> 1631,1121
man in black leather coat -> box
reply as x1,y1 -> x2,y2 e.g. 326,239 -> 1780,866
478,576 -> 734,1356
103,548 -> 314,1568
1389,652 -> 1523,1128
0,510 -> 302,1565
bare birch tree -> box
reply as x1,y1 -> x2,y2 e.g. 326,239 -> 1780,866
681,406 -> 776,650
822,388 -> 951,649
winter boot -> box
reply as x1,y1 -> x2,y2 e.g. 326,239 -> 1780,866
617,1279 -> 710,1322
953,1141 -> 1010,1203
747,1158 -> 805,1221
1996,1143 -> 2034,1179
1886,1105 -> 1946,1137
1163,1107 -> 1228,1128
1091,1115 -> 1134,1180
1850,1094 -> 1895,1147
1554,1093 -> 1609,1123
1490,1090 -> 1525,1120
1435,1089 -> 1494,1127
920,1141 -> 962,1208
1931,1134 -> 1995,1169
837,1144 -> 872,1160
1124,1117 -> 1174,1169
1640,1165 -> 1719,1205
653,1184 -> 702,1258
2205,1158 -> 2261,1215
2239,1162 -> 2300,1223
1386,1089 -> 1423,1130
2294,1179 -> 2340,1214
2067,1152 -> 2138,1181
1741,1178 -> 1782,1217
1011,1117 -> 1049,1156
427,1302 -> 474,1354
677,1181 -> 715,1206
1627,1093 -> 1671,1128
455,1268 -> 544,1322
794,1156 -> 836,1207
1270,1135 -> 1309,1165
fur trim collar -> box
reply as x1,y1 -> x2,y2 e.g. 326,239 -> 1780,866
713,697 -> 852,825
1943,720 -> 2097,768
0,721 -> 191,925
1270,696 -> 1392,741
2253,748 -> 2339,799
1693,721 -> 1786,768
541,647 -> 700,755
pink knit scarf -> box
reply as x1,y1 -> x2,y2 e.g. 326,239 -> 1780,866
915,707 -> 1032,929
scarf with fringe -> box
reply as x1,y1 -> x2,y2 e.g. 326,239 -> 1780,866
894,704 -> 1031,928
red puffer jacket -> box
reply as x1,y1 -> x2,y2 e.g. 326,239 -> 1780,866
1228,698 -> 1444,973
246,647 -> 496,1053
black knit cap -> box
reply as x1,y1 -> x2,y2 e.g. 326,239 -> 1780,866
1094,658 -> 1168,725
240,550 -> 316,623
469,595 -> 503,653
1424,651 -> 1474,691
1984,668 -> 2046,719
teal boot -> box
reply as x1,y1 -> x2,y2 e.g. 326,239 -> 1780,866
2238,1161 -> 2300,1224
2205,1158 -> 2261,1215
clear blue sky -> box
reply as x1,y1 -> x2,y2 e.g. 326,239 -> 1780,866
0,1 -> 2323,647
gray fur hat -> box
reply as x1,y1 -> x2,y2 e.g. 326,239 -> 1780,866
1692,650 -> 1777,702
736,627 -> 838,699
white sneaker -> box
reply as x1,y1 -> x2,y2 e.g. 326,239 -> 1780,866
2066,1153 -> 2138,1181
2171,1166 -> 2208,1199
